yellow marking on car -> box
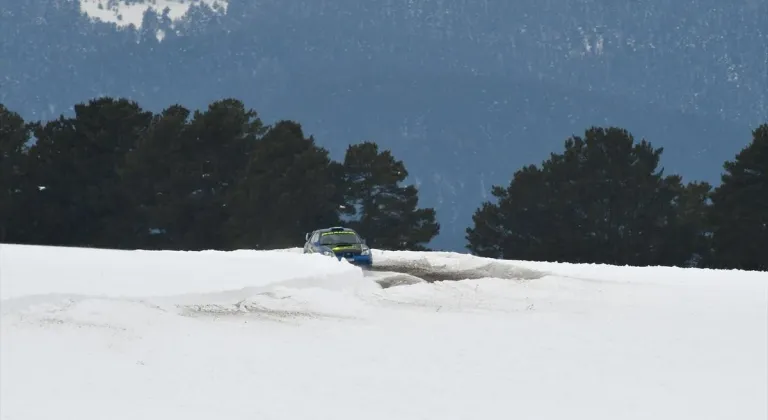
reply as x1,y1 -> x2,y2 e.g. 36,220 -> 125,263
331,245 -> 359,252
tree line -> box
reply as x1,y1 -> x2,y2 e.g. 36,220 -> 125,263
0,98 -> 439,252
467,125 -> 767,271
1,98 -> 766,271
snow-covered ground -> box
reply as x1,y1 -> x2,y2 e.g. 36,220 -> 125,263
1,243 -> 766,420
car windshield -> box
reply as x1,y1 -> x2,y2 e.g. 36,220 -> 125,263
318,231 -> 362,246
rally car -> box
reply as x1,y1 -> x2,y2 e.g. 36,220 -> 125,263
303,226 -> 373,267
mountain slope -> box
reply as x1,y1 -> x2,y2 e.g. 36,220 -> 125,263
1,0 -> 765,249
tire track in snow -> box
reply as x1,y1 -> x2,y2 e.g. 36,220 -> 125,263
178,258 -> 548,320
365,258 -> 546,288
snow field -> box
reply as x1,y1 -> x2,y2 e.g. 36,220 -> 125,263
1,243 -> 766,420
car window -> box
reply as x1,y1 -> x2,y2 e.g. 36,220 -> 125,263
318,231 -> 361,245
311,232 -> 320,242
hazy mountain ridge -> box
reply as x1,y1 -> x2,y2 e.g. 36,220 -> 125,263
222,0 -> 767,123
1,0 -> 764,250
3,0 -> 763,122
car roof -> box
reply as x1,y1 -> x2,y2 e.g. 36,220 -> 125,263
314,226 -> 358,234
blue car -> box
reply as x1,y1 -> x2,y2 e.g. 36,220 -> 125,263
303,227 -> 373,267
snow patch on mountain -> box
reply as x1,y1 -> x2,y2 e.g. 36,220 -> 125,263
79,0 -> 228,29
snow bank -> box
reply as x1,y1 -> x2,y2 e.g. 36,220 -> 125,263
371,249 -> 545,281
0,243 -> 366,302
2,243 -> 767,420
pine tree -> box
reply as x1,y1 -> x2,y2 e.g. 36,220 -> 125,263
223,120 -> 345,249
24,97 -> 154,247
341,141 -> 439,250
119,104 -> 193,248
467,126 -> 707,266
120,99 -> 264,249
707,124 -> 768,270
0,104 -> 34,243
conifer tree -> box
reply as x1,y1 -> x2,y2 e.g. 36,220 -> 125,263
0,104 -> 34,243
707,124 -> 768,270
224,120 -> 345,249
24,97 -> 153,247
121,99 -> 264,249
341,141 -> 439,250
467,126 -> 707,266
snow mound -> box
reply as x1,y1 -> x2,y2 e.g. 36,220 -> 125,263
0,244 -> 365,303
371,249 -> 546,282
2,244 -> 767,420
174,269 -> 382,320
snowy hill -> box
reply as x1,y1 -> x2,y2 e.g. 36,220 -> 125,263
2,243 -> 766,419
